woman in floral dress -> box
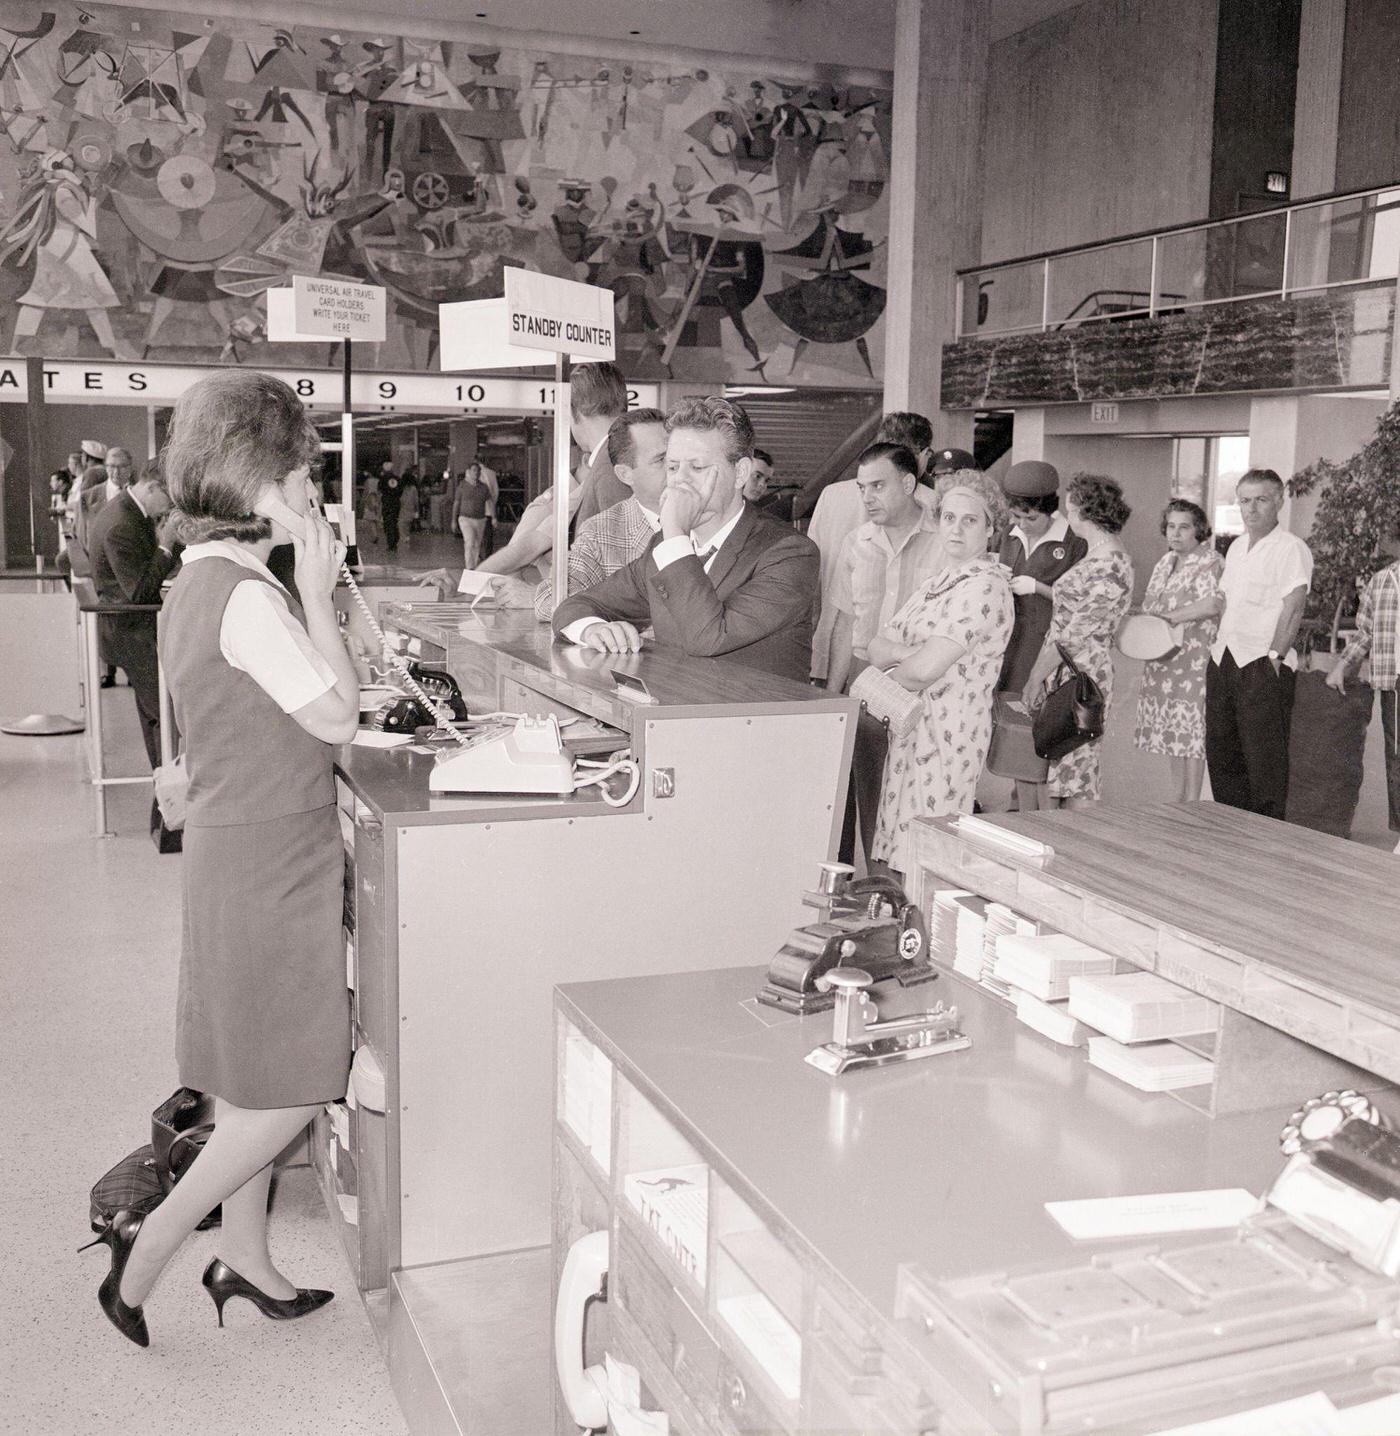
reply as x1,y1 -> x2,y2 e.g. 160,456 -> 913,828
870,471 -> 1014,877
1134,499 -> 1223,801
1022,474 -> 1134,808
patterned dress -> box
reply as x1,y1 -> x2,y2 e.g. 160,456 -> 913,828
1044,550 -> 1134,802
1134,547 -> 1223,759
872,556 -> 1014,875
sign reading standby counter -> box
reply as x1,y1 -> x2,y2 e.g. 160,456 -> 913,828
504,268 -> 615,360
289,274 -> 387,343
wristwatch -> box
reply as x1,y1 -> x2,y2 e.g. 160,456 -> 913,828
1268,648 -> 1281,664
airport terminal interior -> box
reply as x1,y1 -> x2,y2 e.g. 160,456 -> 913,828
6,0 -> 1400,1433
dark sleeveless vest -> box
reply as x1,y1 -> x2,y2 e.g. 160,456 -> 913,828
159,556 -> 334,827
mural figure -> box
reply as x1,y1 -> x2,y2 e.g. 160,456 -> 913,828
0,3 -> 892,384
1,150 -> 129,356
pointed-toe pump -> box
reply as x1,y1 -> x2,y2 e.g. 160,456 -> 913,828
80,1209 -> 151,1349
201,1258 -> 334,1327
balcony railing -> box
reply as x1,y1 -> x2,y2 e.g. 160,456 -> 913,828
958,183 -> 1400,339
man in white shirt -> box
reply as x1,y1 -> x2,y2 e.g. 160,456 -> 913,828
826,441 -> 945,860
1205,467 -> 1312,819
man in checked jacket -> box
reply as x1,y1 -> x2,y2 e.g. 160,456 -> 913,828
533,409 -> 668,619
1328,521 -> 1400,852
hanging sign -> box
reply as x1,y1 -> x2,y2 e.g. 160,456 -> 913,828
291,274 -> 387,343
439,298 -> 595,371
0,360 -> 656,413
503,270 -> 615,360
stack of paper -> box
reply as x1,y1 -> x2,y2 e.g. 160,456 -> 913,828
952,896 -> 990,979
928,890 -> 972,968
1015,990 -> 1089,1047
993,932 -> 1116,1001
623,1164 -> 709,1287
979,903 -> 1036,994
1087,1034 -> 1215,1092
1069,972 -> 1219,1043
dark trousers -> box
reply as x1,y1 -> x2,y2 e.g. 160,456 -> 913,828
1205,651 -> 1295,819
838,708 -> 890,865
105,626 -> 162,770
1382,689 -> 1400,833
382,505 -> 400,551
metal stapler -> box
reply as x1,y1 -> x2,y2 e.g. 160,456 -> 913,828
804,968 -> 971,1076
757,862 -> 934,1015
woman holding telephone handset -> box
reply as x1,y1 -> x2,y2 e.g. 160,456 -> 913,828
85,371 -> 359,1347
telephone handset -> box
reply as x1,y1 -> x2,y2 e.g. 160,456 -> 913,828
252,487 -> 471,748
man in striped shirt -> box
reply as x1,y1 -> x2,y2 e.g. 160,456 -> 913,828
533,409 -> 667,619
1327,530 -> 1400,851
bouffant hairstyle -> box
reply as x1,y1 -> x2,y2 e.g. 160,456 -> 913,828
1161,498 -> 1211,542
932,468 -> 1011,549
163,371 -> 319,544
1066,473 -> 1132,534
665,395 -> 755,463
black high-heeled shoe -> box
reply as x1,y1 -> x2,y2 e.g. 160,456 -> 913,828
201,1258 -> 334,1327
79,1208 -> 150,1348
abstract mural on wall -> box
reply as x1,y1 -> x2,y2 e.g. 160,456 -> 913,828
0,3 -> 891,386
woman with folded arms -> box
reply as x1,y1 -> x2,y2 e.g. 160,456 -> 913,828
83,370 -> 358,1347
868,469 -> 1014,878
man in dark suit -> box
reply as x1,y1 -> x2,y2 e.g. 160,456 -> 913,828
89,461 -> 179,768
553,397 -> 818,681
570,362 -> 631,526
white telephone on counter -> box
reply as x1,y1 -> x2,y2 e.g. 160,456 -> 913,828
253,489 -> 641,807
429,715 -> 575,795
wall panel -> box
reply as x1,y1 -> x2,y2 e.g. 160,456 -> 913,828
980,0 -> 1218,265
1335,0 -> 1400,193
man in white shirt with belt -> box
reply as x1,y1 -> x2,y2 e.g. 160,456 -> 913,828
826,440 -> 944,860
1205,467 -> 1312,820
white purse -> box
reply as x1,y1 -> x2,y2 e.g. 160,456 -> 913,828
849,665 -> 922,740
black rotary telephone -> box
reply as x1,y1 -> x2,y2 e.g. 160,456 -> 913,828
371,662 -> 469,733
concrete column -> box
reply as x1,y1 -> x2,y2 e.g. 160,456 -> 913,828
1008,407 -> 1047,464
881,0 -> 987,447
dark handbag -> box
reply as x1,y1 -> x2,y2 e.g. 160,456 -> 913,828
1032,642 -> 1106,761
151,1086 -> 220,1228
89,1145 -> 164,1232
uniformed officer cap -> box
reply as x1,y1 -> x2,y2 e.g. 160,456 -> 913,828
930,447 -> 976,474
1002,460 -> 1059,498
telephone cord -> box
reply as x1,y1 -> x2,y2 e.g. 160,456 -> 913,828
341,565 -> 472,749
573,753 -> 641,808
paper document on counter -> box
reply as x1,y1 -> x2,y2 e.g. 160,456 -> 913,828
351,730 -> 412,748
1046,1188 -> 1260,1240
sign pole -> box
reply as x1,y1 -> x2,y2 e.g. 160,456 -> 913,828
550,352 -> 572,612
341,338 -> 358,568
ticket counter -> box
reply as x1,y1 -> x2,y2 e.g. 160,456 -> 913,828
315,613 -> 855,1430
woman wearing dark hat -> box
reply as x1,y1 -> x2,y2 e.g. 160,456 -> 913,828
1022,473 -> 1135,809
997,460 -> 1088,810
83,370 -> 356,1347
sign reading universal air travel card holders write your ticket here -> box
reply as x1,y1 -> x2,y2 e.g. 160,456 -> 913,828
292,274 -> 387,343
503,269 -> 615,361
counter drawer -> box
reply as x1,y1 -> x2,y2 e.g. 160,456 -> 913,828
613,1211 -> 723,1430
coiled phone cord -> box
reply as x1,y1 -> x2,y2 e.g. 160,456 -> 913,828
573,753 -> 641,808
340,565 -> 472,749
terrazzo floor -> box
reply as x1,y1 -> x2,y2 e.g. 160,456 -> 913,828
0,701 -> 408,1436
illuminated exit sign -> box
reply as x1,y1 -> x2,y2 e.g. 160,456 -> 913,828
1090,402 -> 1120,424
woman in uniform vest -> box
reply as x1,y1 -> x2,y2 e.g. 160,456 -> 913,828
996,460 -> 1087,811
84,371 -> 359,1347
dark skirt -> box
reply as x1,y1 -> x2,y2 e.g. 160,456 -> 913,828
176,805 -> 350,1109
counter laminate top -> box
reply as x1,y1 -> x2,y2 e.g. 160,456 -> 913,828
927,803 -> 1400,1024
558,965 -> 1283,1326
382,600 -> 848,713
